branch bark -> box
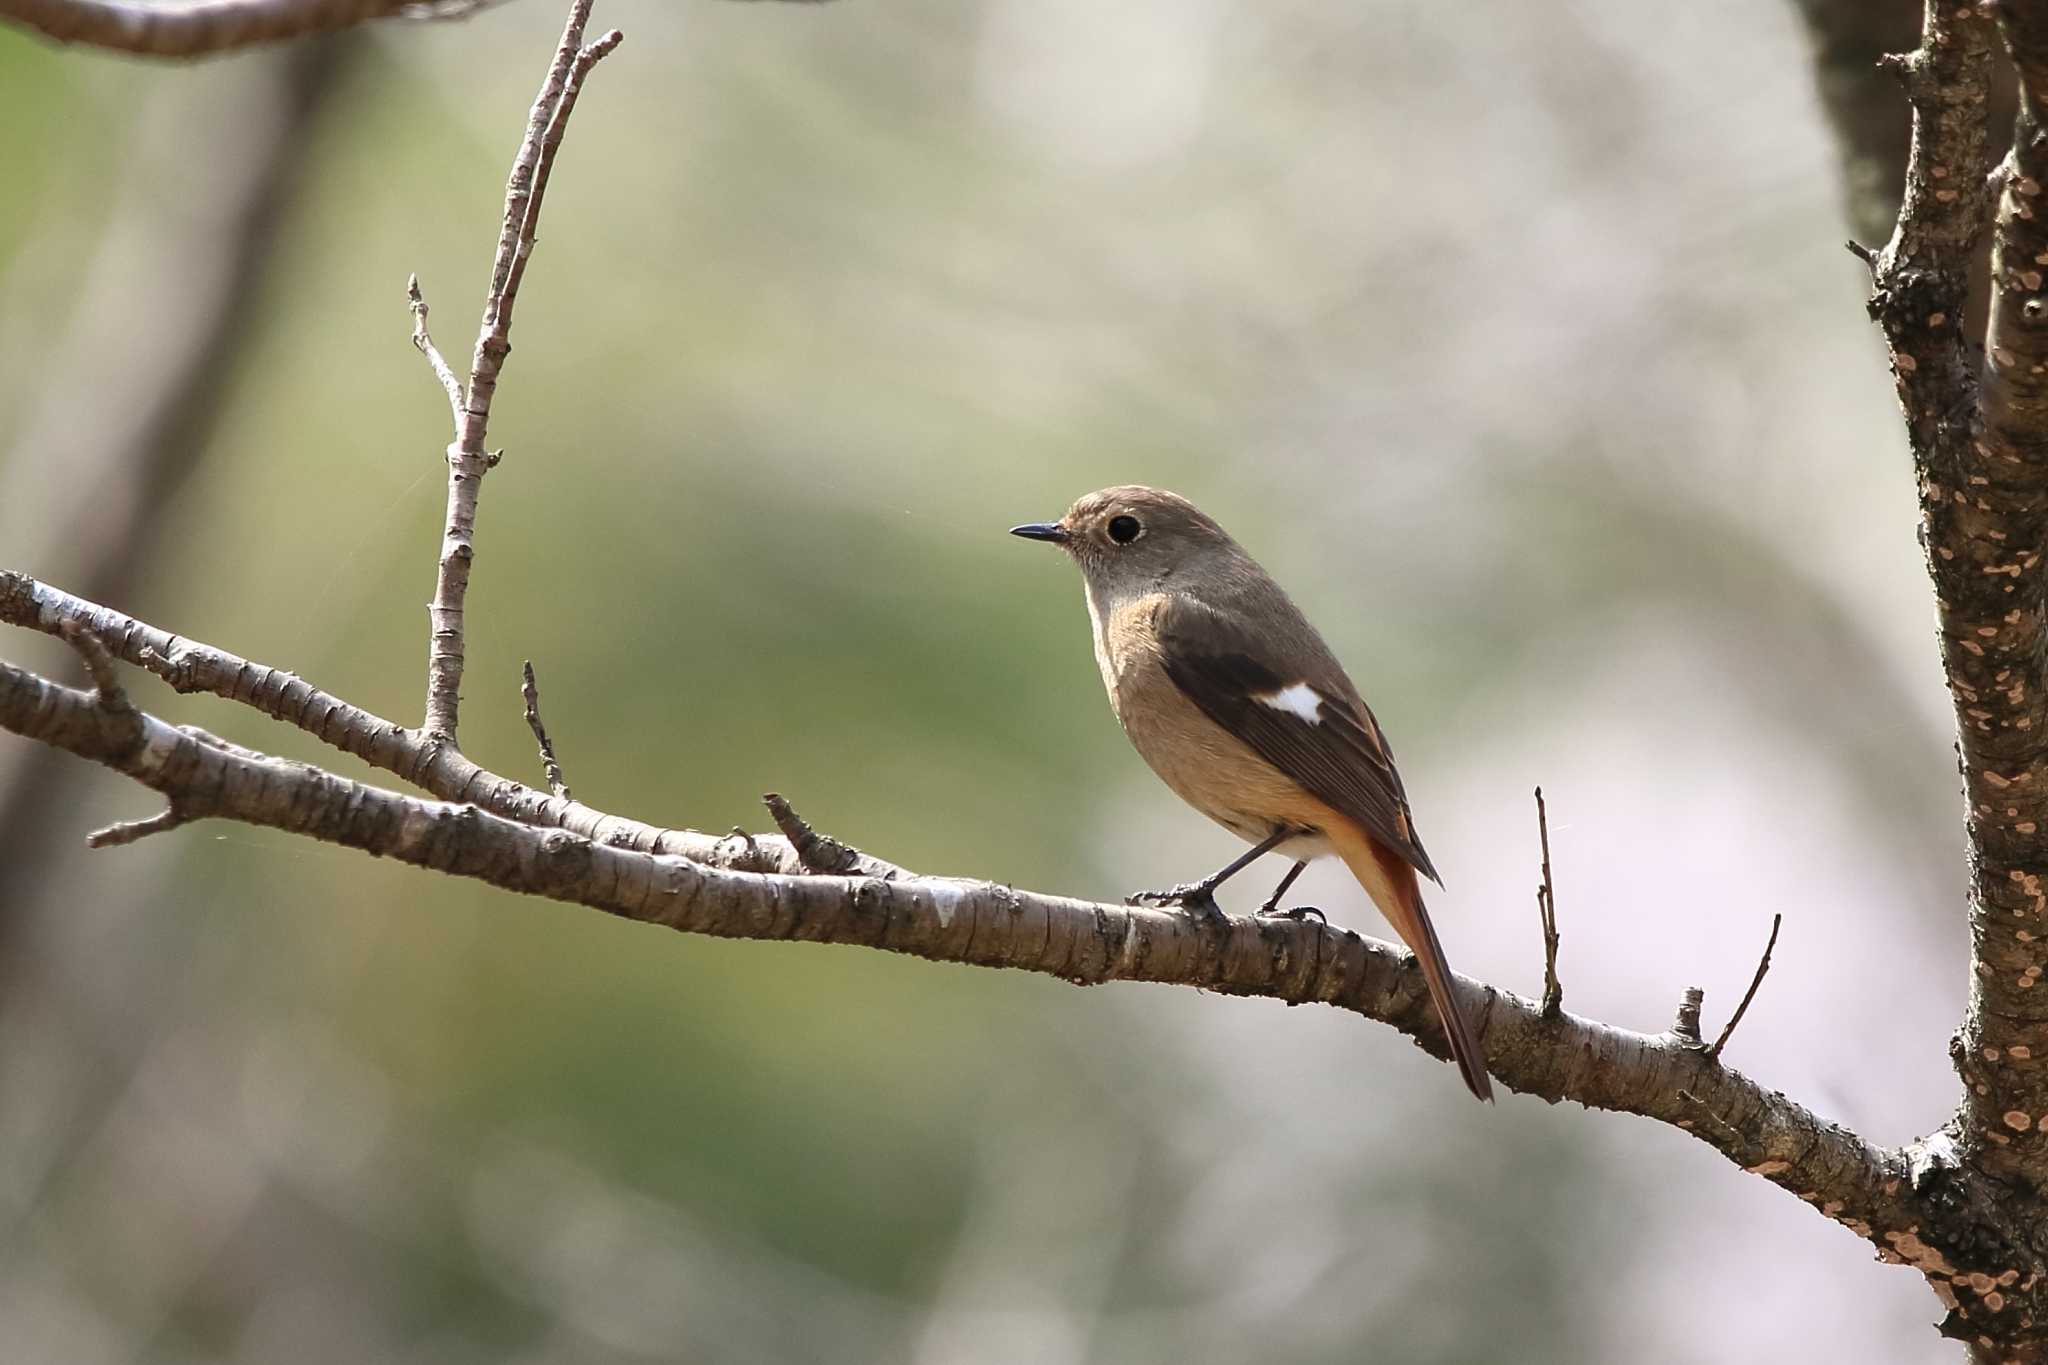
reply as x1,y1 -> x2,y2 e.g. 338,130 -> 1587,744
1949,0 -> 2048,1204
0,570 -> 881,880
1854,0 -> 2048,1355
0,625 -> 1926,1252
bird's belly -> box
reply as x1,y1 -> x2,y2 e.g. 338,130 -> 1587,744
1108,644 -> 1335,860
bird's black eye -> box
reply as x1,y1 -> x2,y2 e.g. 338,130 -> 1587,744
1107,515 -> 1142,545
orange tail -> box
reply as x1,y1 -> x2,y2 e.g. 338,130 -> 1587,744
1331,822 -> 1493,1102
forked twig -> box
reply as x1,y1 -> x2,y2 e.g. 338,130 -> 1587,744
421,0 -> 624,742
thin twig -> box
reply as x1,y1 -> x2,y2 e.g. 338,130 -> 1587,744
455,0 -> 610,454
520,660 -> 571,799
87,801 -> 188,848
763,792 -> 863,875
1534,785 -> 1562,1016
407,273 -> 464,428
497,26 -> 624,350
423,0 -> 623,742
1709,913 -> 1784,1060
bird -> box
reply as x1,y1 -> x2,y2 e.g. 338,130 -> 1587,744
1009,485 -> 1491,1101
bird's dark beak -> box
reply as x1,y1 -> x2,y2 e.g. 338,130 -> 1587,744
1009,522 -> 1069,544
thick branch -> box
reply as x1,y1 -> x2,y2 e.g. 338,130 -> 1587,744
0,642 -> 1919,1252
1870,1 -> 2048,1221
1855,4 -> 2048,1350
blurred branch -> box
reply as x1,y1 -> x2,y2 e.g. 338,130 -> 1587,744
1792,0 -> 1922,247
0,0 -> 831,59
0,38 -> 352,942
422,1 -> 621,743
0,0 -> 491,58
0,622 -> 1935,1257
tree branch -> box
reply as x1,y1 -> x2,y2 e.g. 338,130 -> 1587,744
0,37 -> 352,937
422,2 -> 620,743
0,569 -> 896,881
0,636 -> 1927,1255
0,0 -> 482,58
1854,2 -> 2048,1351
8,0 -> 2043,1350
1950,0 -> 2048,1209
0,0 -> 822,58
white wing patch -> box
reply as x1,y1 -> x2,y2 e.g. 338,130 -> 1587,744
1254,681 -> 1325,725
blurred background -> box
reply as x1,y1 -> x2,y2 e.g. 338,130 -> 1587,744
0,0 -> 1968,1360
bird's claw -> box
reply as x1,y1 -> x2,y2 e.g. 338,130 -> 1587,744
1128,881 -> 1216,906
1127,883 -> 1229,925
1256,904 -> 1326,925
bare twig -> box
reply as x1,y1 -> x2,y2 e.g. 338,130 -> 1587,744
494,25 -> 625,363
763,792 -> 866,875
1709,913 -> 1783,1060
87,802 -> 188,848
520,660 -> 570,799
423,0 -> 622,742
407,273 -> 464,427
1533,785 -> 1562,1016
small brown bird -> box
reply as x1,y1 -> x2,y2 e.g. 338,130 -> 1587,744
1011,485 -> 1491,1101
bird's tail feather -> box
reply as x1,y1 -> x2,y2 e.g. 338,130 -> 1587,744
1331,824 -> 1494,1102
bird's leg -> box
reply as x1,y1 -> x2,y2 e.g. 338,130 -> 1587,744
1128,829 -> 1289,921
1252,860 -> 1324,923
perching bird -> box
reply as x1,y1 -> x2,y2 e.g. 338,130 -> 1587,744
1010,486 -> 1491,1101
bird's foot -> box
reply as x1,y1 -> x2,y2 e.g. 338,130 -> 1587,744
1128,882 -> 1230,926
1256,903 -> 1327,925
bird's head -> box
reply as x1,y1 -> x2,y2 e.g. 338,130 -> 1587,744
1009,485 -> 1235,595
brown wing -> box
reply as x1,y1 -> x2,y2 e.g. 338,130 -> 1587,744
1157,594 -> 1439,885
